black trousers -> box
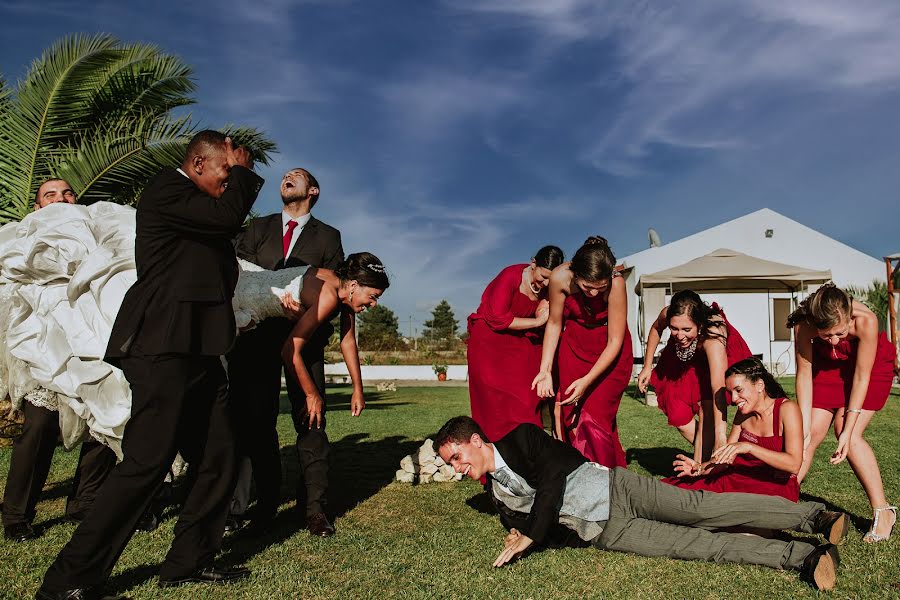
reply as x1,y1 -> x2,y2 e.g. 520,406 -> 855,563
229,318 -> 330,518
42,354 -> 237,591
2,402 -> 115,526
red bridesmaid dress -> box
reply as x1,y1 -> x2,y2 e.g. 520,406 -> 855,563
664,398 -> 800,502
467,264 -> 545,441
811,331 -> 896,412
556,290 -> 632,468
649,307 -> 752,428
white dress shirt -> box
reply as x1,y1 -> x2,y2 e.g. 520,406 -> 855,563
282,211 -> 312,257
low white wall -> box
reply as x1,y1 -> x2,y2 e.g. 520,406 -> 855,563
324,363 -> 469,381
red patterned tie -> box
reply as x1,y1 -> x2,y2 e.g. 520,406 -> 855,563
283,220 -> 298,257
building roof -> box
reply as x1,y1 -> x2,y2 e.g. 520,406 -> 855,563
621,208 -> 882,288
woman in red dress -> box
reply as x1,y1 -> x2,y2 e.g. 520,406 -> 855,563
531,237 -> 631,468
789,283 -> 897,542
666,358 -> 803,502
637,290 -> 752,461
467,246 -> 564,441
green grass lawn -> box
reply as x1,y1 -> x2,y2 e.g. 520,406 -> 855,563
1,382 -> 898,599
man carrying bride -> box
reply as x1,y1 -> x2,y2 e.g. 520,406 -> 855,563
227,167 -> 345,536
37,130 -> 263,598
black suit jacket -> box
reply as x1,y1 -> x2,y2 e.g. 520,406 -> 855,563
235,213 -> 343,271
493,424 -> 588,545
105,166 -> 263,364
233,212 -> 343,351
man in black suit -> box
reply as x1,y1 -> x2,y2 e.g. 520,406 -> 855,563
434,416 -> 846,592
37,131 -> 263,599
2,179 -> 116,543
228,167 -> 343,536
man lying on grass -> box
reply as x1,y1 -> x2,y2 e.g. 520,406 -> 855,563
434,416 -> 848,591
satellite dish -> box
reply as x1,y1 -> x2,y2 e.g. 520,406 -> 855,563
648,227 -> 662,248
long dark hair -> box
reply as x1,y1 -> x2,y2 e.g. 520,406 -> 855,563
667,290 -> 725,342
334,252 -> 390,290
786,282 -> 851,330
570,236 -> 615,282
533,245 -> 564,270
725,357 -> 787,399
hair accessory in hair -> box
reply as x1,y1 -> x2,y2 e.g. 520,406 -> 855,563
367,263 -> 385,274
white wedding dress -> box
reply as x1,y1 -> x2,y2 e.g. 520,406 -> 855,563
0,202 -> 307,458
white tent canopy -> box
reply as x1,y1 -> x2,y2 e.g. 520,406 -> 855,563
635,249 -> 832,370
638,248 -> 832,293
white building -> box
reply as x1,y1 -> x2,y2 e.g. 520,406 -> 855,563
620,208 -> 884,375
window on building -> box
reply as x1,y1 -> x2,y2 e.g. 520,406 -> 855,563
773,298 -> 793,341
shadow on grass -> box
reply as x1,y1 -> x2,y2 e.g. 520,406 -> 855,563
465,490 -> 496,516
277,389 -> 410,414
105,563 -> 162,594
214,433 -> 419,567
625,447 -> 684,477
798,491 -> 869,532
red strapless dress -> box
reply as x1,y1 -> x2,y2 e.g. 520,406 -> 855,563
811,332 -> 896,412
556,291 -> 632,468
467,264 -> 544,441
649,307 -> 752,427
665,398 -> 800,502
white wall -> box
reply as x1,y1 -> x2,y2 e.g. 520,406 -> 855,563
325,363 -> 468,381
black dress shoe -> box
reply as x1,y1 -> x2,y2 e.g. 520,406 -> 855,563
34,587 -> 128,600
158,565 -> 251,588
812,510 -> 849,545
800,543 -> 839,591
5,521 -> 39,542
223,515 -> 246,535
306,512 -> 335,537
133,510 -> 159,533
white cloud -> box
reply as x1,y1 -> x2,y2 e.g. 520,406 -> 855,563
449,0 -> 900,175
376,70 -> 524,140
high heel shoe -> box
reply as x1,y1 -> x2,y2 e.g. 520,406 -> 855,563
863,505 -> 896,543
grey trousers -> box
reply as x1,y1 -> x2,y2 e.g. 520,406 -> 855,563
595,468 -> 821,570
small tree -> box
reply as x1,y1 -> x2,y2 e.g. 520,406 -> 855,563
358,304 -> 405,351
422,300 -> 459,343
846,280 -> 889,332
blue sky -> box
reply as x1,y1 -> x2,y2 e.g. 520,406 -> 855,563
2,0 -> 899,332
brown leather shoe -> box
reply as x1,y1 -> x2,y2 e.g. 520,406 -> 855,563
306,512 -> 335,537
801,543 -> 839,591
812,510 -> 849,545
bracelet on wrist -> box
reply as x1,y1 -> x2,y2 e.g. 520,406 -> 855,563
845,408 -> 862,414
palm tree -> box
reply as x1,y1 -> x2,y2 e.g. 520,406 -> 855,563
0,34 -> 276,223
846,280 -> 889,332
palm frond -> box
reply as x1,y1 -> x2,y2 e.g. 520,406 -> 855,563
51,114 -> 195,205
0,35 -> 278,223
221,124 -> 278,166
0,34 -> 123,217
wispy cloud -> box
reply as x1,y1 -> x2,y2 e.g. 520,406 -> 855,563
450,0 -> 900,175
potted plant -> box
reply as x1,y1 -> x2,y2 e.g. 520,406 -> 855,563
432,362 -> 448,381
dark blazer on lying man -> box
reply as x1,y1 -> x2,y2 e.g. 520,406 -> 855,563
488,423 -> 836,574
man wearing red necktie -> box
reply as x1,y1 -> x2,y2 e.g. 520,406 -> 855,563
229,167 -> 344,537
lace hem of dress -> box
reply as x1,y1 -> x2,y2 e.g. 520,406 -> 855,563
24,387 -> 59,411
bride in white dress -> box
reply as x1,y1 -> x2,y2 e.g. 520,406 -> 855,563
0,202 -> 315,458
